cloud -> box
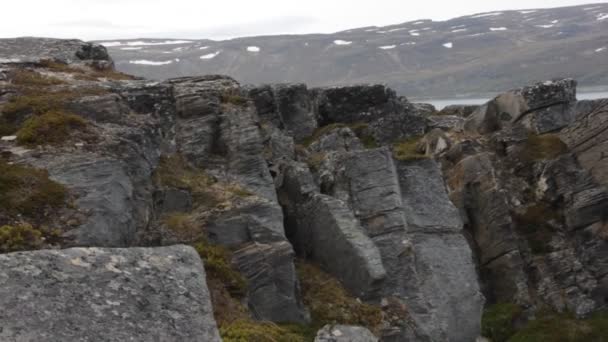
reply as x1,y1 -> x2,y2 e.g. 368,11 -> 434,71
150,16 -> 321,40
0,0 -> 603,41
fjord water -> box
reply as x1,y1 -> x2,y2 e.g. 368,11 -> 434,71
421,91 -> 608,110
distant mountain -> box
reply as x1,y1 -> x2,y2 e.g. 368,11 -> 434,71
98,3 -> 608,98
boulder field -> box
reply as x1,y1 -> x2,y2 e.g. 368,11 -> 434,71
0,38 -> 606,341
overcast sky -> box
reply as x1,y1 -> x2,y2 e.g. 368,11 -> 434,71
1,0 -> 606,41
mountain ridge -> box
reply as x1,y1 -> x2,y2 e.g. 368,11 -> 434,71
97,3 -> 608,98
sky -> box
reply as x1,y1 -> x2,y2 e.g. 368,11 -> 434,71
1,0 -> 606,41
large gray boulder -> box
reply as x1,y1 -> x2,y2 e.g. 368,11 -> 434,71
279,161 -> 386,298
317,148 -> 484,341
0,245 -> 221,342
559,99 -> 608,187
465,79 -> 577,134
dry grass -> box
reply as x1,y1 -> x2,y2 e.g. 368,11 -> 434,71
393,135 -> 427,161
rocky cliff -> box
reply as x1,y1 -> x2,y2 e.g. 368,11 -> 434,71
0,38 -> 606,341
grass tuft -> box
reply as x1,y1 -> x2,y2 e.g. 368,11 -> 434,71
220,320 -> 306,342
508,310 -> 608,342
519,134 -> 568,162
393,135 -> 426,161
302,122 -> 377,148
297,261 -> 383,335
0,223 -> 43,253
194,240 -> 248,299
16,111 -> 86,146
0,159 -> 67,218
482,303 -> 523,342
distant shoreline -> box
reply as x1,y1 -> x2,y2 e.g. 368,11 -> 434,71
413,87 -> 608,110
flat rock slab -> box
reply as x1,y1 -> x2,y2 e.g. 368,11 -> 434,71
0,245 -> 221,342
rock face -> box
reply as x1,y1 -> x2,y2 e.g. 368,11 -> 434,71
444,79 -> 608,319
4,37 -> 607,341
0,245 -> 221,342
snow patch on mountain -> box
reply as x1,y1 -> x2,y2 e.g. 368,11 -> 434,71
129,60 -> 174,66
200,51 -> 221,59
333,40 -> 352,46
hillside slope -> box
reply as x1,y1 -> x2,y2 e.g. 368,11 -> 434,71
99,3 -> 608,98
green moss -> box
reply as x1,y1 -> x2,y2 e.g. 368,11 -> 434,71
194,240 -> 248,298
514,203 -> 560,255
221,93 -> 249,106
306,152 -> 326,172
393,136 -> 426,161
297,262 -> 383,335
0,159 -> 67,217
154,154 -> 251,208
302,122 -> 377,148
508,311 -> 608,342
482,303 -> 523,342
0,223 -> 43,253
220,320 -> 306,342
519,134 -> 568,162
16,111 -> 87,146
